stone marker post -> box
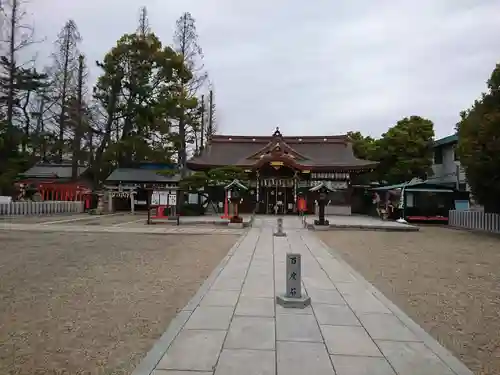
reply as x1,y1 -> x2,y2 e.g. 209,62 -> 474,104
130,192 -> 135,214
276,253 -> 311,308
107,191 -> 113,213
274,217 -> 286,237
96,193 -> 104,214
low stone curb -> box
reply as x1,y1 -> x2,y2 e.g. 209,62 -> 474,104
310,224 -> 420,232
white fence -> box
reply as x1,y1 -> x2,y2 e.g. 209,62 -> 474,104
449,210 -> 500,234
0,201 -> 84,216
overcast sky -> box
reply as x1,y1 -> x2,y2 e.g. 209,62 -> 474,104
29,0 -> 500,139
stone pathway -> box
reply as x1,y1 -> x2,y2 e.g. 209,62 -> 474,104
0,223 -> 244,235
135,217 -> 473,375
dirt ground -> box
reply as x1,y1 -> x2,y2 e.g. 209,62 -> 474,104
317,226 -> 500,375
0,230 -> 239,375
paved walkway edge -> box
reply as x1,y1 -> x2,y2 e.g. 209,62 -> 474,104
0,224 -> 243,235
131,230 -> 249,375
313,237 -> 473,375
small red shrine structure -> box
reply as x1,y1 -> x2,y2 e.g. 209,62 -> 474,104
16,163 -> 93,207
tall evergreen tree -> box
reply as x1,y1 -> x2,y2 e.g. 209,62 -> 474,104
92,31 -> 184,177
457,63 -> 500,213
374,116 -> 435,184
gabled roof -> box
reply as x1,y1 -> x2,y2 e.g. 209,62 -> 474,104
224,179 -> 248,191
105,168 -> 181,183
434,134 -> 458,148
187,128 -> 377,171
20,163 -> 88,179
309,181 -> 338,192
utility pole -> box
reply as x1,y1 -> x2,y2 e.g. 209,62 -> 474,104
208,90 -> 213,137
199,94 -> 205,153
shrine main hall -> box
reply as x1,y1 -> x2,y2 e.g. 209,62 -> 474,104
187,128 -> 377,215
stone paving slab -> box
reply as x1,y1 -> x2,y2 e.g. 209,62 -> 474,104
134,217 -> 473,375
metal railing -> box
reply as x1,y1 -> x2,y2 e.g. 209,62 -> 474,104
449,209 -> 500,234
0,201 -> 84,216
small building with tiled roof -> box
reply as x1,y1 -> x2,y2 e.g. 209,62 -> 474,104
103,162 -> 181,212
15,163 -> 92,201
187,127 -> 377,215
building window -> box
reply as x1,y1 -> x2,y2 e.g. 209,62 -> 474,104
434,147 -> 443,164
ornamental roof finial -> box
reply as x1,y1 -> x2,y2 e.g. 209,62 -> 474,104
272,126 -> 282,138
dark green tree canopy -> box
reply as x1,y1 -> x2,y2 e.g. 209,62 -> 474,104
347,116 -> 434,185
347,131 -> 376,161
93,32 -> 188,168
456,63 -> 500,213
374,116 -> 434,184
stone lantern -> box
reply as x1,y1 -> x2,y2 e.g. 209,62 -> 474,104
309,182 -> 335,226
224,179 -> 248,224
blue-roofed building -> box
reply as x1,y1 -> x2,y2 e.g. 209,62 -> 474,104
430,134 -> 469,191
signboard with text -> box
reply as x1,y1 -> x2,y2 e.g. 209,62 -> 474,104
286,253 -> 302,298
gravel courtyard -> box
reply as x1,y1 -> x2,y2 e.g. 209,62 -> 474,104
317,226 -> 500,375
0,230 -> 239,375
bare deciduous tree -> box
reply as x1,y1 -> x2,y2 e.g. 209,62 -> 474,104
173,12 -> 208,176
49,19 -> 81,161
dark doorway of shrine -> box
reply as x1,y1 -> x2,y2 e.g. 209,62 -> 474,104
263,185 -> 294,214
257,163 -> 297,215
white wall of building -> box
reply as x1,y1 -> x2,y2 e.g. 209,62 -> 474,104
431,141 -> 469,191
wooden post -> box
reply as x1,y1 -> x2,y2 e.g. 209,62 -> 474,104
147,189 -> 152,225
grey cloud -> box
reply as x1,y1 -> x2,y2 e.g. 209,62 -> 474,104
29,0 -> 500,138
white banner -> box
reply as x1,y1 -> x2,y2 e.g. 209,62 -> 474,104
168,194 -> 177,206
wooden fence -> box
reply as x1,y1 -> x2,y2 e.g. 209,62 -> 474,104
0,201 -> 84,216
448,210 -> 500,234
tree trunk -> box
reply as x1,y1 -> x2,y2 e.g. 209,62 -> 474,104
88,128 -> 93,165
36,97 -> 45,159
21,90 -> 31,153
6,0 -> 17,130
92,84 -> 119,187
